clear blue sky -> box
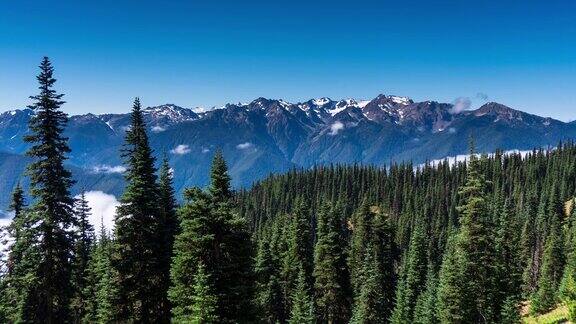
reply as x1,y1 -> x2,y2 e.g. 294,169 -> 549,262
1,0 -> 575,120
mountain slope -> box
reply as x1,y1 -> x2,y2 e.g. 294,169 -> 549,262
0,95 -> 574,209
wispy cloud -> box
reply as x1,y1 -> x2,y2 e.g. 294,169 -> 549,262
476,92 -> 489,101
92,165 -> 127,174
329,121 -> 345,135
450,97 -> 471,114
236,142 -> 254,150
170,144 -> 191,155
151,125 -> 166,133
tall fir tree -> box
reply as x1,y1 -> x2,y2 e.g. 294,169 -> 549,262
282,197 -> 314,311
22,57 -> 76,323
84,223 -> 116,323
112,97 -> 167,322
288,267 -> 314,324
158,154 -> 178,322
190,262 -> 218,324
350,243 -> 389,324
170,151 -> 254,323
0,183 -> 32,321
391,222 -> 428,323
531,208 -> 565,314
436,149 -> 498,323
254,236 -> 285,323
70,192 -> 95,323
313,202 -> 351,323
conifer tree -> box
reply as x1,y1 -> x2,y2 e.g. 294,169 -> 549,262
70,192 -> 95,323
436,149 -> 498,323
112,97 -> 166,322
531,211 -> 565,314
313,202 -> 350,323
282,197 -> 313,309
391,222 -> 427,323
158,154 -> 178,321
22,56 -> 76,323
0,183 -> 31,321
84,224 -> 117,323
255,237 -> 285,323
350,244 -> 388,324
288,267 -> 314,324
190,262 -> 218,324
412,267 -> 439,324
170,151 -> 254,323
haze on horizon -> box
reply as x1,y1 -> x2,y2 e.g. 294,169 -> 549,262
1,0 -> 575,121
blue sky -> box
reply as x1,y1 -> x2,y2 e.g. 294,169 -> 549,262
1,0 -> 575,120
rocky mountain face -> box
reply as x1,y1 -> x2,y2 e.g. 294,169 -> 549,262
0,94 -> 574,208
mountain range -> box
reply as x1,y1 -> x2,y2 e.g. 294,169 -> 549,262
0,94 -> 574,209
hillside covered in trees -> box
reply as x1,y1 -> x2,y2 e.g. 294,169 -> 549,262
1,58 -> 576,323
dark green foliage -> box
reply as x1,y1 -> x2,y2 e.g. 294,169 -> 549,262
313,202 -> 351,322
112,98 -> 167,322
412,267 -> 439,324
83,224 -> 116,323
21,57 -> 76,323
350,243 -> 389,324
282,197 -> 314,299
190,262 -> 218,323
158,155 -> 178,321
255,236 -> 285,323
288,267 -> 314,324
531,210 -> 565,314
169,151 -> 254,323
391,223 -> 427,323
70,192 -> 95,322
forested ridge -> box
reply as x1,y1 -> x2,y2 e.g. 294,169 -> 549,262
1,58 -> 576,323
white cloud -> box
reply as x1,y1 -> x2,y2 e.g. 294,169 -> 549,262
77,191 -> 120,232
451,97 -> 471,114
328,121 -> 345,135
92,165 -> 127,174
202,147 -> 210,153
0,191 -> 120,252
448,127 -> 457,134
423,149 -> 534,168
170,144 -> 191,155
151,125 -> 166,133
236,142 -> 254,150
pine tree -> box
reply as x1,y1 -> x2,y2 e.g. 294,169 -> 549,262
0,183 -> 32,321
190,262 -> 218,324
412,267 -> 439,324
531,210 -> 565,314
86,225 -> 116,323
112,97 -> 166,322
436,233 -> 469,323
22,56 -> 76,323
70,192 -> 95,323
254,236 -> 285,323
170,151 -> 254,323
288,267 -> 314,324
282,197 -> 314,310
158,154 -> 178,321
350,243 -> 388,324
313,202 -> 350,323
436,149 -> 498,323
391,223 -> 427,323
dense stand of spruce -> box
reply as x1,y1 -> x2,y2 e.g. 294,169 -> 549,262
1,58 -> 576,323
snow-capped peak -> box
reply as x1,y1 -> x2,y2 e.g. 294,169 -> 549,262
312,97 -> 332,107
389,95 -> 412,105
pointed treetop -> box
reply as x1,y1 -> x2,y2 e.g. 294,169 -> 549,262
209,149 -> 232,202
